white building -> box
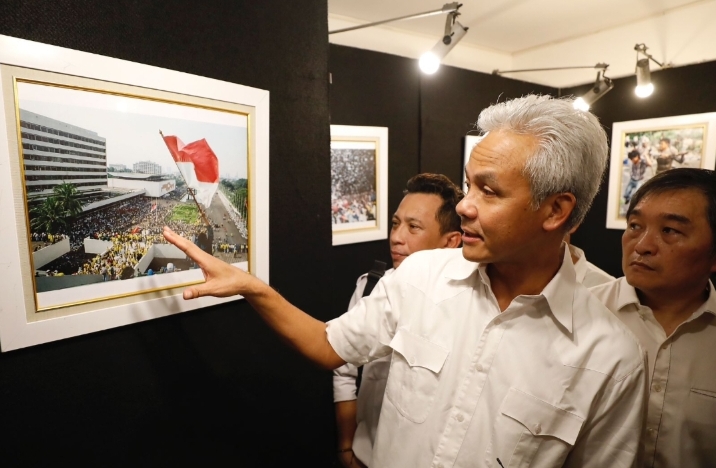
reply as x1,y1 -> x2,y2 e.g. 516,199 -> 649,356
108,172 -> 176,198
109,163 -> 127,171
133,160 -> 162,175
20,109 -> 108,199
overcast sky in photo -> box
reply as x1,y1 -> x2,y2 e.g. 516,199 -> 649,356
17,82 -> 248,179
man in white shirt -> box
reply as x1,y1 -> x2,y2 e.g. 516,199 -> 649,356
163,95 -> 646,467
334,173 -> 463,468
590,168 -> 716,467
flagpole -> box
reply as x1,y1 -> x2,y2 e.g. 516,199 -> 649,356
159,130 -> 211,228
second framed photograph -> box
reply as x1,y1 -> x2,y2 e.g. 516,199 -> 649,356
330,125 -> 388,246
606,112 -> 716,229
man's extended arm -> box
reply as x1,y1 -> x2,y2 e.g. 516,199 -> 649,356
163,227 -> 345,370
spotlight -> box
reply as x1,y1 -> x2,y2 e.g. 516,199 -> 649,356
573,71 -> 614,111
635,58 -> 653,98
419,11 -> 468,74
633,44 -> 665,98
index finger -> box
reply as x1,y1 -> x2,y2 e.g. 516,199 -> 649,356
163,226 -> 213,266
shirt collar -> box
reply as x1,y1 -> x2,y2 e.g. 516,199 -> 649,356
568,244 -> 587,283
443,249 -> 480,281
445,244 -> 577,333
539,243 -> 577,334
616,277 -> 716,319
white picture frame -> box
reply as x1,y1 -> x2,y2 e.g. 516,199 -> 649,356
606,113 -> 716,229
330,125 -> 388,246
0,35 -> 270,351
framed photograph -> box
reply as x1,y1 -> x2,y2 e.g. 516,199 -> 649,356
605,113 -> 716,229
463,134 -> 484,192
0,35 -> 269,351
330,125 -> 388,246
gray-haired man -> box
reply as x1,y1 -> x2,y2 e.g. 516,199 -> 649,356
163,95 -> 646,467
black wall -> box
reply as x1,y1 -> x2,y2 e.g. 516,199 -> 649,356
0,1 -> 335,466
564,61 -> 716,277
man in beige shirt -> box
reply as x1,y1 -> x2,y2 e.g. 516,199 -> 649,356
591,167 -> 716,467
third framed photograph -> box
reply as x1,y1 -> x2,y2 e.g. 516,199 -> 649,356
606,112 -> 716,230
330,125 -> 388,246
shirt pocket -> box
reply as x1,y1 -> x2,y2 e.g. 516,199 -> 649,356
685,387 -> 716,458
385,328 -> 449,423
492,388 -> 584,467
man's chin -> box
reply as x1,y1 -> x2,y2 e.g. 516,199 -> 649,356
461,245 -> 490,263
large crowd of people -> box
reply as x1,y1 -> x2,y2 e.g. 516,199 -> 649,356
330,149 -> 377,224
34,195 -> 222,279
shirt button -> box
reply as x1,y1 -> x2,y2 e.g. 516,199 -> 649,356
437,464 -> 444,468
534,423 -> 542,435
456,414 -> 464,422
494,318 -> 502,325
409,357 -> 416,365
653,384 -> 662,393
639,314 -> 646,321
475,363 -> 483,372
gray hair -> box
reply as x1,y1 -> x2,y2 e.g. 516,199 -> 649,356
477,94 -> 608,230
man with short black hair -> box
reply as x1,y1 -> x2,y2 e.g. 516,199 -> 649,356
334,173 -> 463,468
591,168 -> 716,467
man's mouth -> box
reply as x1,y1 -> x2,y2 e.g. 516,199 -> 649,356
461,226 -> 484,243
629,260 -> 654,271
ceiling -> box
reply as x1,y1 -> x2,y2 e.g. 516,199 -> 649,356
328,0 -> 716,87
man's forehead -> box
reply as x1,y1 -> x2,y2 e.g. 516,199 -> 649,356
635,189 -> 708,219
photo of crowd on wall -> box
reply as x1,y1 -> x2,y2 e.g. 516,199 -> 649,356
617,125 -> 706,217
15,80 -> 249,307
330,143 -> 377,228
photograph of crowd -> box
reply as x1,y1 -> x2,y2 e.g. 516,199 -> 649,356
14,79 -> 250,310
617,125 -> 706,217
330,141 -> 377,230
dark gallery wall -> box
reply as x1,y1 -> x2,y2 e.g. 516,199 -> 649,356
0,1 -> 335,466
564,61 -> 716,277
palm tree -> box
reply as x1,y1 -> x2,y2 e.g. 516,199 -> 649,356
30,197 -> 68,233
52,182 -> 83,217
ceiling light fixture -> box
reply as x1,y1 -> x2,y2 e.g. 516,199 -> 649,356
633,43 -> 664,98
573,70 -> 614,111
419,10 -> 468,74
493,63 -> 613,111
328,3 -> 468,75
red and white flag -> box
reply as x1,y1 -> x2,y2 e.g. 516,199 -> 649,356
162,135 -> 219,208
151,202 -> 157,212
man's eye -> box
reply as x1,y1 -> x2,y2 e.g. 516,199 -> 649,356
481,186 -> 496,195
663,227 -> 680,235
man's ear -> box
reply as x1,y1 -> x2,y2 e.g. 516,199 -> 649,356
443,231 -> 462,248
542,192 -> 577,233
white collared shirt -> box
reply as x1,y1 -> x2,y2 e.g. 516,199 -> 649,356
569,244 -> 615,288
590,277 -> 716,467
327,247 -> 646,468
333,270 -> 394,465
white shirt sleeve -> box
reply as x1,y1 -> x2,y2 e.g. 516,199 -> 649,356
327,271 -> 398,367
332,274 -> 368,403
